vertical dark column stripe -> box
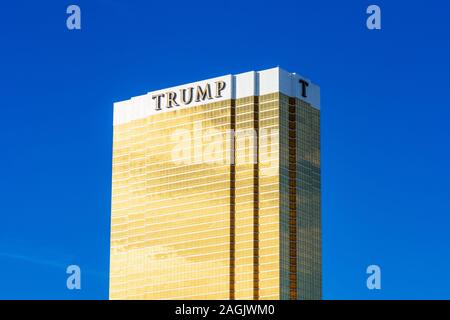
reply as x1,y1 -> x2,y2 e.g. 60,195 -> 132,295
288,97 -> 298,300
230,100 -> 236,300
253,96 -> 260,300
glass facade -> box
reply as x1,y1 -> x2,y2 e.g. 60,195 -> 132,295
110,100 -> 233,299
110,89 -> 321,300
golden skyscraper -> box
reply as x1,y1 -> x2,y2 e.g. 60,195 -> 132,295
110,67 -> 321,300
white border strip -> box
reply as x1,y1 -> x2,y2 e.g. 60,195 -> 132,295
113,67 -> 320,126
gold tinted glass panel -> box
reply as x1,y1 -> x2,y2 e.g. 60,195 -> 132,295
111,101 -> 232,299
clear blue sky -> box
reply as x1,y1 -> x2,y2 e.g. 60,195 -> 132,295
0,0 -> 449,299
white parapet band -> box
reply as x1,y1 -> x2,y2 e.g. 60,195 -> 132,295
113,67 -> 320,126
